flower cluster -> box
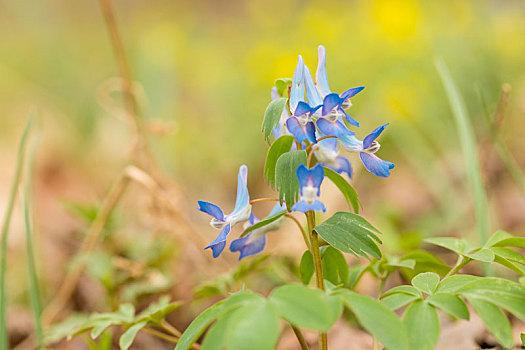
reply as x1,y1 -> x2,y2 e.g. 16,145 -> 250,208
197,46 -> 394,259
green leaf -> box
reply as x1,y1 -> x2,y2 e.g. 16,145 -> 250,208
323,167 -> 359,213
381,294 -> 419,311
90,321 -> 114,339
136,296 -> 182,324
458,277 -> 525,320
424,237 -> 467,255
490,247 -> 525,265
175,292 -> 262,350
466,296 -> 513,348
436,275 -> 479,294
382,285 -> 422,298
484,230 -> 512,247
322,247 -> 349,285
299,250 -> 314,285
264,135 -> 294,188
275,78 -> 292,97
201,310 -> 236,350
269,284 -> 339,331
226,302 -> 279,350
521,333 -> 525,347
119,321 -> 147,350
427,293 -> 469,319
493,237 -> 525,248
493,254 -> 525,275
346,265 -> 366,289
403,300 -> 440,350
400,250 -> 450,279
262,98 -> 287,142
314,212 -> 382,260
464,248 -> 494,262
240,210 -> 286,237
436,58 -> 491,256
275,150 -> 307,209
338,290 -> 410,350
411,272 -> 440,295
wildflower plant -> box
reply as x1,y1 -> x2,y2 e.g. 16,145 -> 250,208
54,47 -> 525,350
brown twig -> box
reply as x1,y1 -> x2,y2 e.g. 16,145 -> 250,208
305,135 -> 336,152
249,198 -> 280,205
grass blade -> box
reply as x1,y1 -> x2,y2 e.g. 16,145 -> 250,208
21,122 -> 43,348
435,58 -> 491,250
0,116 -> 34,348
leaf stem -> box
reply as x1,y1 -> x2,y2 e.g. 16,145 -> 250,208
285,214 -> 310,250
249,198 -> 281,205
142,327 -> 179,343
291,324 -> 309,350
304,135 -> 337,152
306,210 -> 327,350
444,255 -> 471,279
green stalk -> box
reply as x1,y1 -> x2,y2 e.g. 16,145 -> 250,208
306,210 -> 327,350
21,125 -> 43,349
0,116 -> 34,349
435,58 -> 492,275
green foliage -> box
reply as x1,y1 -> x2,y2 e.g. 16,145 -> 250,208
403,300 -> 440,350
299,250 -> 314,285
321,246 -> 349,285
269,284 -> 341,331
314,212 -> 382,259
411,272 -> 440,295
0,116 -> 33,349
467,296 -> 513,348
226,302 -> 280,350
240,209 -> 286,237
261,97 -> 287,142
426,230 -> 525,275
399,250 -> 450,279
264,135 -> 294,188
323,167 -> 359,213
275,150 -> 307,209
67,296 -> 181,350
436,58 -> 491,251
337,289 -> 410,350
274,78 -> 292,97
427,293 -> 469,319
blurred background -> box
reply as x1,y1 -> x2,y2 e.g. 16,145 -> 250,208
2,0 -> 525,348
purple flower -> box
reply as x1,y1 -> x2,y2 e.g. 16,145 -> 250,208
197,165 -> 252,258
229,203 -> 286,260
292,164 -> 326,213
314,138 -> 353,178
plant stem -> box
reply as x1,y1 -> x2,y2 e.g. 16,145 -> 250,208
249,198 -> 281,205
142,327 -> 179,343
306,210 -> 327,350
291,324 -> 309,350
285,213 -> 310,250
0,116 -> 33,349
444,255 -> 471,279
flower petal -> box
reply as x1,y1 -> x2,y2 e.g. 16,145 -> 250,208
304,64 -> 323,107
335,156 -> 353,178
322,93 -> 342,116
292,200 -> 326,213
296,164 -> 310,189
316,45 -> 331,96
271,87 -> 280,101
290,55 -> 306,113
197,201 -> 225,221
310,163 -> 325,190
316,118 -> 355,140
204,224 -> 231,258
359,152 -> 395,178
318,137 -> 339,152
286,117 -> 308,143
340,86 -> 365,100
340,109 -> 359,127
229,234 -> 267,260
363,124 -> 388,150
230,165 -> 250,217
305,121 -> 317,144
294,101 -> 321,117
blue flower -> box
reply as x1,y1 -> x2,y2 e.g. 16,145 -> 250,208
197,165 -> 252,258
316,45 -> 364,127
314,138 -> 353,178
339,124 -> 395,178
292,164 -> 327,213
229,203 -> 286,260
286,56 -> 318,144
